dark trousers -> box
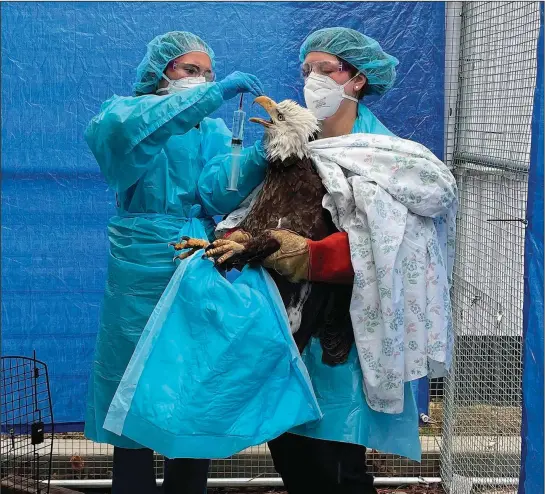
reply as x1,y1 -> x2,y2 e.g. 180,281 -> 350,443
268,433 -> 377,494
111,447 -> 210,494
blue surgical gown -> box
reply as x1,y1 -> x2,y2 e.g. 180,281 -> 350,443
290,103 -> 422,462
84,83 -> 267,449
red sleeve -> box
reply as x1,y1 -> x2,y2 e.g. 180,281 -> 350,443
307,232 -> 354,284
222,228 -> 238,238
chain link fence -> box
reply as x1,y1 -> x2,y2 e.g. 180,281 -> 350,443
441,2 -> 541,493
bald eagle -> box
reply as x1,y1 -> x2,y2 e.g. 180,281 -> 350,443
179,96 -> 354,365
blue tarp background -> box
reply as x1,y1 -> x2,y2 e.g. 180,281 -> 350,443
519,4 -> 543,494
1,1 -> 445,426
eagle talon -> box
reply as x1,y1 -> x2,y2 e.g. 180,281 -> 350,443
204,239 -> 246,263
173,249 -> 199,262
171,238 -> 210,262
170,237 -> 210,251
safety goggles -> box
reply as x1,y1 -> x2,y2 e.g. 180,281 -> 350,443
169,61 -> 215,82
300,60 -> 347,79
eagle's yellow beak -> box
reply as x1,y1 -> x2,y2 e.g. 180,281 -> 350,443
249,96 -> 278,128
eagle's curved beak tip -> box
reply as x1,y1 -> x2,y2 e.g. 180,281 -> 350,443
253,95 -> 277,109
250,95 -> 277,128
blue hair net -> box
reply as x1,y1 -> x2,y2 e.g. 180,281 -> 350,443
300,27 -> 399,96
134,31 -> 215,96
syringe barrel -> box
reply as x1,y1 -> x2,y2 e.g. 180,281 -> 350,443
231,110 -> 246,142
226,104 -> 246,191
226,145 -> 242,192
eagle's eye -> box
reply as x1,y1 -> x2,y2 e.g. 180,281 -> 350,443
277,113 -> 285,122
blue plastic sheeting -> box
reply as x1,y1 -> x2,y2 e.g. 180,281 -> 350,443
1,1 -> 445,425
103,239 -> 322,458
519,5 -> 544,494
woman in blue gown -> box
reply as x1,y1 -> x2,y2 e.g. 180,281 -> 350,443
84,31 -> 267,494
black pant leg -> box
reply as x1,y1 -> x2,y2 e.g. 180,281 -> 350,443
334,440 -> 376,494
162,458 -> 210,494
112,447 -> 158,494
269,433 -> 376,494
269,433 -> 319,494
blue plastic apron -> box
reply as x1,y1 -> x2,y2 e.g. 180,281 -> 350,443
103,218 -> 322,458
85,206 -> 214,448
291,340 -> 421,461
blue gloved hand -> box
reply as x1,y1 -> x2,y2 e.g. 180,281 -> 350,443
217,72 -> 265,101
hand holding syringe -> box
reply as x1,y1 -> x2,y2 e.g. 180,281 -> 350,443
226,94 -> 246,192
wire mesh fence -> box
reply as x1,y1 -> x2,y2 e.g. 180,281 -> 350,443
441,2 -> 541,493
41,431 -> 443,482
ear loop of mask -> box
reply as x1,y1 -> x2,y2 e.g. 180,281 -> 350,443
341,72 -> 361,103
146,60 -> 169,94
156,76 -> 173,95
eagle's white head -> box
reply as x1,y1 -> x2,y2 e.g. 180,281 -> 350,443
249,96 -> 320,163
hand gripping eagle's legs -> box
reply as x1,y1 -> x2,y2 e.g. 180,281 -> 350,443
206,234 -> 281,270
204,239 -> 246,265
169,236 -> 210,261
170,232 -> 282,268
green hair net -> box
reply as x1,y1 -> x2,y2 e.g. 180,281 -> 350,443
300,27 -> 399,96
134,31 -> 215,96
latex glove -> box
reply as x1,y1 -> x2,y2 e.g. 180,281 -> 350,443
217,71 -> 265,101
263,229 -> 310,283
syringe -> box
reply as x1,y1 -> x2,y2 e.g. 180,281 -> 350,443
226,94 -> 246,192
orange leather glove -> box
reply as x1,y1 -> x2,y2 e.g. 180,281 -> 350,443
262,229 -> 310,283
224,229 -> 354,285
223,228 -> 252,244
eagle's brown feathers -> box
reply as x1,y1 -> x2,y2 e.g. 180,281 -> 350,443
219,97 -> 355,365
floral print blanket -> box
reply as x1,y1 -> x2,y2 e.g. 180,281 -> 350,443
217,133 -> 458,414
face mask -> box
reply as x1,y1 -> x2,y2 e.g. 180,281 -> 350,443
303,72 -> 359,120
157,75 -> 206,95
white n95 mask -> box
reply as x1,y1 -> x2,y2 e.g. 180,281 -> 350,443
157,76 -> 206,95
303,73 -> 359,120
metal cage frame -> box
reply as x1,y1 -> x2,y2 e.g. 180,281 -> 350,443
1,353 -> 55,494
441,2 -> 541,493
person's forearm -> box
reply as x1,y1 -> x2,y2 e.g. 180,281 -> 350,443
197,141 -> 267,216
85,85 -> 224,192
308,232 -> 354,284
222,229 -> 355,284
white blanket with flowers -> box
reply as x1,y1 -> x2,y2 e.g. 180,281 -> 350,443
217,133 -> 458,414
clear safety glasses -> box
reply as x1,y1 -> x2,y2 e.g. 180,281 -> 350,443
170,61 -> 215,82
300,60 -> 347,79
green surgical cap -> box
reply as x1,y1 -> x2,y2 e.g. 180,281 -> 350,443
134,31 -> 215,96
300,27 -> 399,95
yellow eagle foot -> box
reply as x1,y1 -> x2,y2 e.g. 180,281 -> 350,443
169,236 -> 210,261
